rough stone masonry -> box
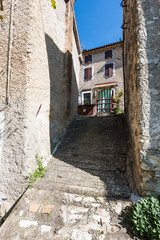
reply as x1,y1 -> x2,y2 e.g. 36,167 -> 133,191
123,0 -> 160,195
0,0 -> 81,213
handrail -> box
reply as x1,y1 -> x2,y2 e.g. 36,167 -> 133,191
96,98 -> 111,101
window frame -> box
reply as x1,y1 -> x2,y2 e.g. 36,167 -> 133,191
81,90 -> 92,105
103,62 -> 115,77
84,54 -> 93,64
83,67 -> 94,81
104,49 -> 114,59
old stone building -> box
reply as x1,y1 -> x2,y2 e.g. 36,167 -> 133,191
123,0 -> 160,195
78,42 -> 124,116
0,0 -> 81,210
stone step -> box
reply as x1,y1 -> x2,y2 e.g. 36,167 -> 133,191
46,163 -> 127,179
48,159 -> 126,172
36,179 -> 130,198
53,154 -> 126,162
54,149 -> 126,156
35,181 -> 130,198
35,171 -> 129,190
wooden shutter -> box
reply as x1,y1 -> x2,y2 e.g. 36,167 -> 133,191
105,50 -> 112,59
85,55 -> 92,64
84,68 -> 92,80
105,64 -> 113,76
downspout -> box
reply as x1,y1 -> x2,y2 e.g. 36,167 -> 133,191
6,0 -> 14,105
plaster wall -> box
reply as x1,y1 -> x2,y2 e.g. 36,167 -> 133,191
0,0 -> 80,204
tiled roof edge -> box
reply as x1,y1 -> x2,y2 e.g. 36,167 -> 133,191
82,41 -> 123,54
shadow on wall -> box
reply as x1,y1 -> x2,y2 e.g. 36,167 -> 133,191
45,34 -> 78,153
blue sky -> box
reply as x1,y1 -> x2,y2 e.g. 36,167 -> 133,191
74,0 -> 123,50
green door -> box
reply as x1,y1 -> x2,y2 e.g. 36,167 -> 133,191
98,88 -> 112,113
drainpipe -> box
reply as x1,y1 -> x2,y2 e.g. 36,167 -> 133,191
6,0 -> 14,105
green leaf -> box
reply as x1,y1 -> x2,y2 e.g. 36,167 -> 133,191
51,0 -> 56,9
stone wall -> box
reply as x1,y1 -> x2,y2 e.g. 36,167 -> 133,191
123,0 -> 160,195
0,0 -> 80,206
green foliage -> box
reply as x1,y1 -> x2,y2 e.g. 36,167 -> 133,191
113,106 -> 123,114
51,0 -> 56,9
29,154 -> 47,188
0,0 -> 3,21
113,90 -> 123,103
84,101 -> 90,105
129,196 -> 160,240
118,89 -> 123,98
97,230 -> 104,236
113,96 -> 121,102
0,0 -> 3,11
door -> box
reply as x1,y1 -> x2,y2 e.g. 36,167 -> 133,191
98,88 -> 112,113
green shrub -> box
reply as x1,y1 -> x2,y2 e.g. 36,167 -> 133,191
129,196 -> 160,240
29,154 -> 47,188
118,89 -> 123,98
113,106 -> 122,114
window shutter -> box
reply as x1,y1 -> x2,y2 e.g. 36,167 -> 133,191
105,64 -> 113,76
105,50 -> 112,59
85,54 -> 92,63
88,67 -> 92,79
84,68 -> 92,80
84,68 -> 88,79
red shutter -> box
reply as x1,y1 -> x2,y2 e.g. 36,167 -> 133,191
88,67 -> 92,79
84,68 -> 92,80
84,68 -> 88,79
105,64 -> 113,76
105,50 -> 112,59
109,63 -> 113,76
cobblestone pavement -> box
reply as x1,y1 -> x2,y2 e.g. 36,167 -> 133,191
0,115 -> 139,240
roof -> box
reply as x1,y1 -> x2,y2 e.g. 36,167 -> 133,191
82,41 -> 123,54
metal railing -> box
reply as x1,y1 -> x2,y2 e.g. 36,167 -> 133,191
96,98 -> 119,114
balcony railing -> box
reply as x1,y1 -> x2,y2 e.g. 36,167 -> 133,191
96,98 -> 119,114
78,98 -> 119,116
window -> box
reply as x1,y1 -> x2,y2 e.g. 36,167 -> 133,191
105,50 -> 113,59
84,67 -> 93,80
82,91 -> 92,105
84,54 -> 92,64
105,63 -> 114,77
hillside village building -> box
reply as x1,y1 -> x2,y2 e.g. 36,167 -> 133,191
78,41 -> 124,116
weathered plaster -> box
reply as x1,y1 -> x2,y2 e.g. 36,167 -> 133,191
0,0 -> 81,205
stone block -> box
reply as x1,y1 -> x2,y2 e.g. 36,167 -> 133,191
71,229 -> 92,240
41,205 -> 54,214
29,204 -> 41,213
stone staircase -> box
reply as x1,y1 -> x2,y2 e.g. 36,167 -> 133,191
37,115 -> 131,199
0,115 -> 136,240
